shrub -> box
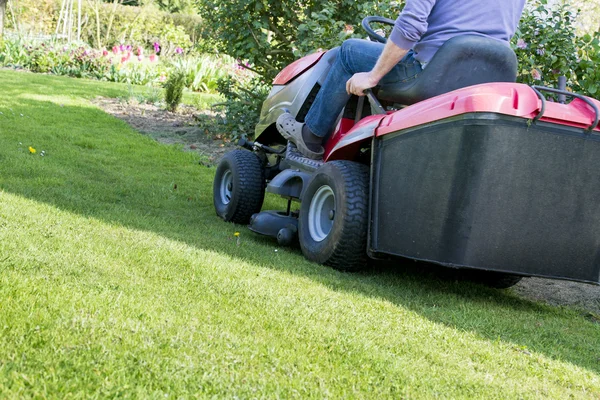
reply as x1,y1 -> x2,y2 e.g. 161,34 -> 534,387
513,0 -> 600,98
196,0 -> 402,81
573,31 -> 600,96
164,70 -> 186,112
213,75 -> 270,140
512,1 -> 578,89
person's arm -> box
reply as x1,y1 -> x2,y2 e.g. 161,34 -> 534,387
346,41 -> 408,96
346,0 -> 436,96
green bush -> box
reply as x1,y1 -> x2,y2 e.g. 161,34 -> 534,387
513,1 -> 578,88
164,70 -> 186,112
212,75 -> 270,140
574,31 -> 600,96
196,0 -> 402,81
512,0 -> 600,98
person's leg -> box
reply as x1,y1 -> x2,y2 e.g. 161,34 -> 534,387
277,38 -> 421,158
305,39 -> 421,138
304,39 -> 384,138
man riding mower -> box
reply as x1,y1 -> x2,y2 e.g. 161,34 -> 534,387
213,0 -> 600,288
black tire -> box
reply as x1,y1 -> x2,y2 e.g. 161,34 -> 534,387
299,161 -> 369,271
213,150 -> 265,224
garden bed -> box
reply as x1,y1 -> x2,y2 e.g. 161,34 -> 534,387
93,96 -> 235,165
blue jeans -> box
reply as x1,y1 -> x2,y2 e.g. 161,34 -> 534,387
304,39 -> 422,138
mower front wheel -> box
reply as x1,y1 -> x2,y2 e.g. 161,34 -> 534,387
213,150 -> 265,224
299,161 -> 369,271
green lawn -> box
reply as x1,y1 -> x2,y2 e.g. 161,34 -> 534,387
0,69 -> 599,399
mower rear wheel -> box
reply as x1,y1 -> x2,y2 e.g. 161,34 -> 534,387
299,161 -> 369,271
213,150 -> 265,224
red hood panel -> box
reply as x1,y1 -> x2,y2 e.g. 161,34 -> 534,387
273,51 -> 327,85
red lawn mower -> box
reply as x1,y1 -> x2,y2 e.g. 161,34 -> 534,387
213,17 -> 600,288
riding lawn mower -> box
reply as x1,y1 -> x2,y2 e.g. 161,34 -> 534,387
212,16 -> 600,288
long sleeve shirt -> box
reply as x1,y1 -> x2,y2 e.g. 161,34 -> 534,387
389,0 -> 526,64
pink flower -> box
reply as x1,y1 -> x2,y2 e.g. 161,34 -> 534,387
137,55 -> 144,62
119,44 -> 126,53
136,46 -> 144,56
112,46 -> 119,54
149,54 -> 157,63
531,69 -> 541,80
153,42 -> 161,53
102,49 -> 109,57
516,39 -> 527,50
175,47 -> 184,54
121,56 -> 128,64
126,45 -> 132,51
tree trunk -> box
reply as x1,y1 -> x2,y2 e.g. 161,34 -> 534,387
0,0 -> 7,42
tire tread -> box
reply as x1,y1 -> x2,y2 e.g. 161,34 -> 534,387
215,150 -> 265,224
317,161 -> 369,272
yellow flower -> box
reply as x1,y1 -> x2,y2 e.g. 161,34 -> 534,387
234,232 -> 240,237
28,146 -> 36,154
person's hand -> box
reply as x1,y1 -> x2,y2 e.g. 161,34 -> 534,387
346,72 -> 379,96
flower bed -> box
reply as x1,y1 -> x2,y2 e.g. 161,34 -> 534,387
0,38 -> 250,93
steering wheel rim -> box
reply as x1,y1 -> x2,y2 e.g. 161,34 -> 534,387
361,16 -> 396,44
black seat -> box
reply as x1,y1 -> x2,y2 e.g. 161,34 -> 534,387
377,35 -> 518,105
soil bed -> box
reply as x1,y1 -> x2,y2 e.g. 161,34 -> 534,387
94,97 -> 599,317
93,97 -> 235,165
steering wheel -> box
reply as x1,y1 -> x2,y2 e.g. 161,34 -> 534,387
362,16 -> 396,44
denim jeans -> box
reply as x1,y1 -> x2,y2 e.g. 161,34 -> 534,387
304,38 -> 422,138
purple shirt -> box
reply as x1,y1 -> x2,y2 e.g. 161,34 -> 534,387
389,0 -> 526,64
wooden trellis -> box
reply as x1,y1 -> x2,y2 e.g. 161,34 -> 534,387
55,0 -> 82,42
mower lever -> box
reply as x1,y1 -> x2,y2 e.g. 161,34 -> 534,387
238,137 -> 285,154
364,89 -> 387,115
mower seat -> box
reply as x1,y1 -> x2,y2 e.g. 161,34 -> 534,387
377,35 -> 518,105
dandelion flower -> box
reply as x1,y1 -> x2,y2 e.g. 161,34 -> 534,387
28,146 -> 36,154
234,232 -> 240,237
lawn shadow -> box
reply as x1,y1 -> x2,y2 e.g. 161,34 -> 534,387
1,96 -> 599,376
